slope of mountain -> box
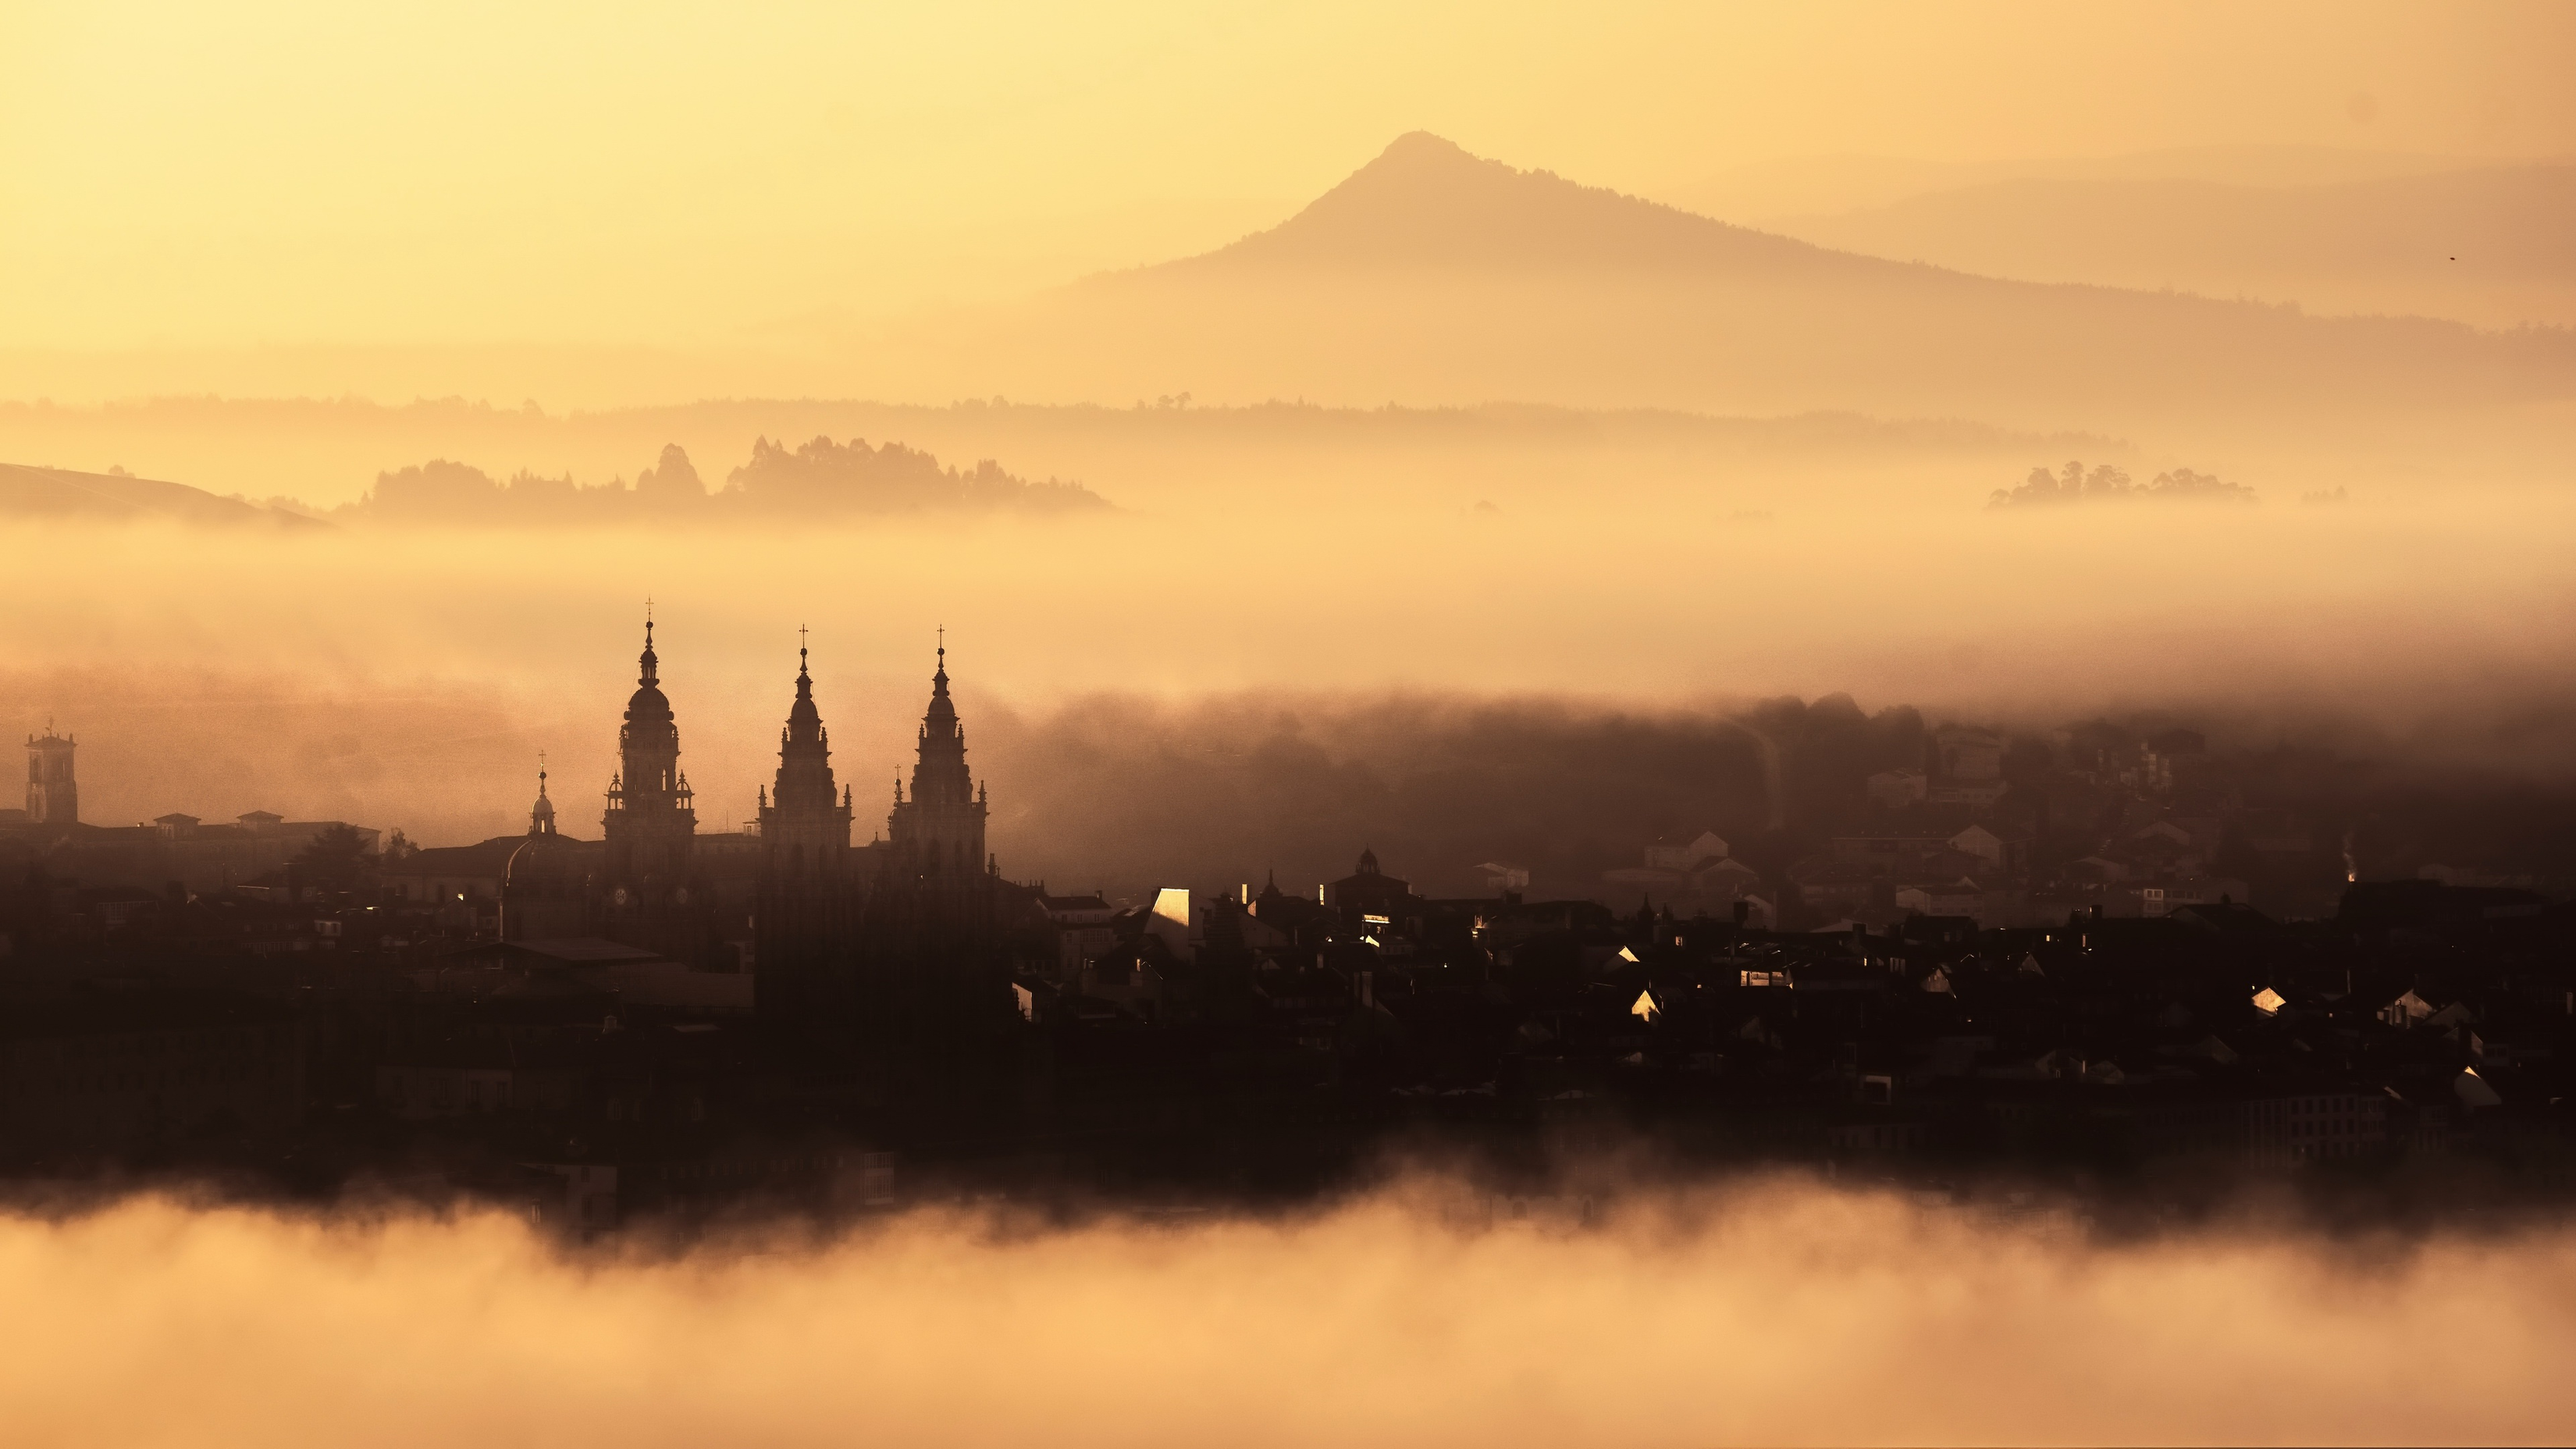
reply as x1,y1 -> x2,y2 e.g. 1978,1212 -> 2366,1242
1670,145 -> 2465,227
1774,166 -> 2576,329
0,463 -> 324,527
938,134 -> 2574,433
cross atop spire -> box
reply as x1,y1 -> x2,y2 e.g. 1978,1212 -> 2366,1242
638,605 -> 660,685
798,622 -> 810,678
530,752 -> 558,835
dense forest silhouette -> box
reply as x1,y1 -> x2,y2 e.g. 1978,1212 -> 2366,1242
1989,461 -> 2256,508
353,437 -> 1108,525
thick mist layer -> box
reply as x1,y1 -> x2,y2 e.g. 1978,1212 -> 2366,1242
0,396 -> 2099,512
3,479 -> 2570,858
4,1181 -> 2572,1447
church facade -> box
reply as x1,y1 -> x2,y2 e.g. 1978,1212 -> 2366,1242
503,618 -> 1020,1090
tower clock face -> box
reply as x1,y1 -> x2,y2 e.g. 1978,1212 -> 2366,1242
613,886 -> 631,907
674,887 -> 691,905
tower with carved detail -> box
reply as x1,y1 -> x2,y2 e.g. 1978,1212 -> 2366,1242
600,616 -> 705,957
756,635 -> 856,1025
884,642 -> 988,894
847,641 -> 1016,1103
760,635 -> 852,875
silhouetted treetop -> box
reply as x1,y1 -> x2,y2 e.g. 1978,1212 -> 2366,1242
1989,460 -> 2257,508
291,824 -> 372,892
635,443 -> 706,505
349,437 -> 1108,525
725,435 -> 1108,515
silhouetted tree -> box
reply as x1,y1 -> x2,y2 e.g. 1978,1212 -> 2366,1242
293,824 -> 372,892
1989,460 -> 2253,508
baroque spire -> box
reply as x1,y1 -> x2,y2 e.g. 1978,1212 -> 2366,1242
530,755 -> 557,836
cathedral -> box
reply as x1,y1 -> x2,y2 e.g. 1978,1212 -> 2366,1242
503,616 -> 1020,1093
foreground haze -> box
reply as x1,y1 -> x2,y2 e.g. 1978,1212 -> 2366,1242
5,1178 -> 2574,1447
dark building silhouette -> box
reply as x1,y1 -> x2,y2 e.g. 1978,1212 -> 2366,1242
755,638 -> 857,1026
1327,847 -> 1421,937
743,644 -> 1022,1112
886,644 -> 988,892
503,764 -> 596,942
853,645 -> 1018,1112
597,618 -> 714,963
761,638 -> 856,874
26,728 -> 75,826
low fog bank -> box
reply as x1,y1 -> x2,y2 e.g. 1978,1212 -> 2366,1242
3,393 -> 2565,518
978,686 -> 2576,904
0,480 -> 2564,703
2,486 -> 2568,888
0,393 -> 2110,514
4,1177 -> 2574,1447
9,668 -> 2574,912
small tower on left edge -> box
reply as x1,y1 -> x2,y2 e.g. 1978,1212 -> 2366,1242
27,726 -> 76,826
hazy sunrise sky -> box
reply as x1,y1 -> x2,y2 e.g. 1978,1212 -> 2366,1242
2,1 -> 2571,350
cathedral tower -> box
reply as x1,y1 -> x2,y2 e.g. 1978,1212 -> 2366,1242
600,615 -> 705,958
603,616 -> 696,882
756,636 -> 857,1028
886,643 -> 988,888
845,639 -> 1015,1107
759,634 -> 852,877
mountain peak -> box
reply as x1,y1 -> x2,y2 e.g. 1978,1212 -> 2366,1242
1166,132 -> 1823,275
1370,130 -> 1482,169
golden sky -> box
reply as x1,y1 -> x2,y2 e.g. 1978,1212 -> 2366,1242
2,1 -> 2571,352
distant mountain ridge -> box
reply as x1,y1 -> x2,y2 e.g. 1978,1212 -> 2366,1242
1670,144 -> 2472,226
964,134 -> 2576,430
1773,165 -> 2576,329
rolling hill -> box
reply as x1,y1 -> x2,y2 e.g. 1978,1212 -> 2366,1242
0,463 -> 324,528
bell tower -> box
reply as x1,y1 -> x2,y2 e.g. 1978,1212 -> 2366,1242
886,639 -> 989,888
756,632 -> 857,1031
853,634 -> 1015,1112
599,611 -> 706,961
602,614 -> 696,884
759,628 -> 852,874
